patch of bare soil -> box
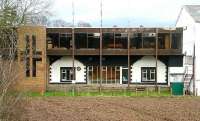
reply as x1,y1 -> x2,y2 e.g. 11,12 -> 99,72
21,97 -> 200,121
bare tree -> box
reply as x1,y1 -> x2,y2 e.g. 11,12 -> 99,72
0,0 -> 52,26
77,21 -> 92,27
31,15 -> 49,26
17,0 -> 52,25
47,20 -> 92,27
0,27 -> 22,120
0,0 -> 51,120
48,19 -> 73,27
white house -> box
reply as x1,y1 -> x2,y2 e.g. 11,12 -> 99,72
176,5 -> 200,96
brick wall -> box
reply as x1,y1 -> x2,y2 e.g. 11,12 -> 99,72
17,25 -> 47,92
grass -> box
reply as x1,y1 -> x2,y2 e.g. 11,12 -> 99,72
26,89 -> 172,97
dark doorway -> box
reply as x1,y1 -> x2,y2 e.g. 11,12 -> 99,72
122,67 -> 128,84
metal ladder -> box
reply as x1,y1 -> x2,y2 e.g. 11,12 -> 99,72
183,66 -> 193,94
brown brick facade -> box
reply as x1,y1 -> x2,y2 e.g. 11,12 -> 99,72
17,26 -> 46,93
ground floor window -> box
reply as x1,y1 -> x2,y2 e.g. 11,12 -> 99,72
60,67 -> 75,82
88,66 -> 100,84
87,66 -> 120,84
141,67 -> 156,82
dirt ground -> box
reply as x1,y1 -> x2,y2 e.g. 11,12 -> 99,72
21,97 -> 200,121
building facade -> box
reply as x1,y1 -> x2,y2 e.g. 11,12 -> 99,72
17,26 -> 183,92
176,5 -> 200,96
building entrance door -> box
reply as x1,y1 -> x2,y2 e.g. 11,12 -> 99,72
122,67 -> 128,84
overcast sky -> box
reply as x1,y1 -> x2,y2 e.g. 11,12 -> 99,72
51,0 -> 200,27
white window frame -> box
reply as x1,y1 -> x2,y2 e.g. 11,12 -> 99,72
60,67 -> 75,82
141,67 -> 156,82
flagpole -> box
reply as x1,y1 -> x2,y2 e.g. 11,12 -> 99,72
72,0 -> 75,85
99,0 -> 103,92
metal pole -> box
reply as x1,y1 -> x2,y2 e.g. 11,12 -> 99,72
72,29 -> 75,80
128,30 -> 130,88
100,0 -> 103,28
100,29 -> 102,92
193,44 -> 196,96
155,28 -> 158,91
127,0 -> 131,88
99,0 -> 103,92
72,1 -> 75,81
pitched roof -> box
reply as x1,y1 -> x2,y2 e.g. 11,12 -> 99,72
184,5 -> 200,23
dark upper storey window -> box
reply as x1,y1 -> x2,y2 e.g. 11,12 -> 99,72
47,33 -> 59,48
88,33 -> 100,48
115,33 -> 128,49
75,33 -> 87,49
47,33 -> 72,49
60,33 -> 72,48
143,33 -> 156,48
103,33 -> 114,49
172,33 -> 182,49
74,33 -> 100,49
102,33 -> 128,49
158,33 -> 170,49
130,33 -> 142,49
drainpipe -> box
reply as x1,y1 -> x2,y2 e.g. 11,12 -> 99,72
193,44 -> 196,96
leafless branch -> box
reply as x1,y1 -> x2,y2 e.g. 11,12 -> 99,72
0,0 -> 52,120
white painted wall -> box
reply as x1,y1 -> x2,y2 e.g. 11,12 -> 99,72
189,81 -> 200,96
176,8 -> 194,81
176,8 -> 195,56
49,56 -> 86,83
176,7 -> 200,96
194,23 -> 200,82
196,81 -> 200,96
131,56 -> 167,83
168,67 -> 184,83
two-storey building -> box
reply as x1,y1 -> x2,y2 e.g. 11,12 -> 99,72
17,26 -> 183,92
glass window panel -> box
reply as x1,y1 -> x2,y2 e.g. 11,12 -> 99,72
75,33 -> 87,48
130,33 -> 142,49
88,33 -> 100,48
103,33 -> 114,49
107,67 -> 112,84
47,33 -> 59,48
102,66 -> 107,84
87,66 -> 100,84
93,66 -> 98,81
60,67 -> 76,82
116,66 -> 120,71
60,33 -> 71,48
116,69 -> 120,84
88,71 -> 93,83
141,67 -> 156,82
172,33 -> 181,49
143,33 -> 156,48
